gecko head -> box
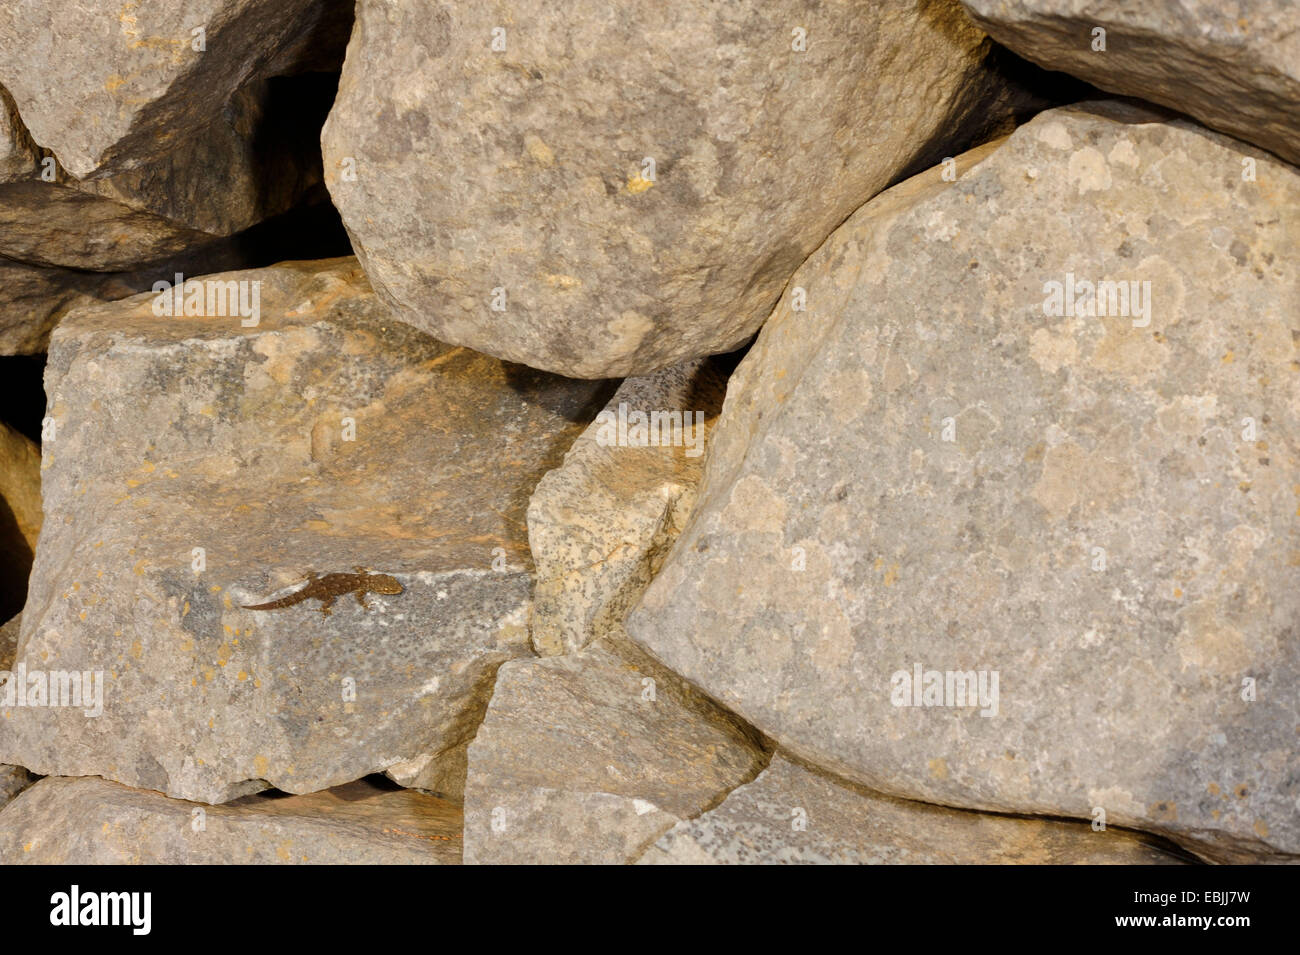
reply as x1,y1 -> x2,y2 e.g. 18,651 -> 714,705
371,574 -> 404,596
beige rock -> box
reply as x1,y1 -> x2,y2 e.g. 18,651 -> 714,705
0,775 -> 461,864
638,753 -> 1187,864
323,0 -> 1061,376
528,359 -> 727,655
628,102 -> 1300,863
0,257 -> 613,802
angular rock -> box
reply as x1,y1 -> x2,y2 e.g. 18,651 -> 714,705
638,754 -> 1185,864
961,0 -> 1300,166
628,102 -> 1300,863
0,0 -> 339,178
0,421 -> 40,621
0,257 -> 613,803
0,764 -> 35,810
528,359 -> 726,655
0,75 -> 333,272
0,775 -> 461,864
323,0 -> 1058,377
463,632 -> 766,864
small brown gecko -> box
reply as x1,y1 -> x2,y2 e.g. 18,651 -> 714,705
242,567 -> 404,617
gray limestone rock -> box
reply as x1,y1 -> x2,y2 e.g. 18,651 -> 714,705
0,775 -> 461,863
638,753 -> 1186,864
0,0 -> 335,179
0,257 -> 613,803
528,359 -> 726,655
628,101 -> 1300,863
961,0 -> 1300,166
463,632 -> 766,864
323,0 -> 1058,377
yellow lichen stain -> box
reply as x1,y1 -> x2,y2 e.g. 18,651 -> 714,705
132,559 -> 151,576
626,175 -> 654,195
928,758 -> 949,780
237,670 -> 249,682
543,273 -> 581,290
182,601 -> 190,617
1149,800 -> 1177,821
1235,783 -> 1249,799
1207,782 -> 1221,796
1173,587 -> 1183,599
253,755 -> 269,776
209,585 -> 222,593
523,133 -> 555,166
1222,351 -> 1234,363
1254,819 -> 1270,838
129,639 -> 142,660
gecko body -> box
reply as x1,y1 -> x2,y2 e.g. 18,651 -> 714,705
242,568 -> 403,617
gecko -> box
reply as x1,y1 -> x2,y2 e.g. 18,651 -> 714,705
242,567 -> 404,617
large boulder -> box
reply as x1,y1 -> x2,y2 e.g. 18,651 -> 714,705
961,0 -> 1300,166
628,102 -> 1300,863
323,0 -> 1061,377
0,775 -> 461,864
0,257 -> 613,803
638,754 -> 1186,864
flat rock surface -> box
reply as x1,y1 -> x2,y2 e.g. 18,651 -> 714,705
463,633 -> 766,864
0,775 -> 461,863
638,754 -> 1186,864
0,257 -> 612,802
323,0 -> 1054,377
628,102 -> 1300,863
962,0 -> 1300,166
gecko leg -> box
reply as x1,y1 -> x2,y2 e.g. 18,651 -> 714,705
319,595 -> 336,618
354,590 -> 371,610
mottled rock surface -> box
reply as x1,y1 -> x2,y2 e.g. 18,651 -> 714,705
961,0 -> 1300,166
628,102 -> 1300,863
0,775 -> 460,863
0,257 -> 613,803
638,754 -> 1185,864
323,0 -> 1057,377
0,0 -> 336,178
0,763 -> 35,810
463,633 -> 766,864
528,359 -> 726,655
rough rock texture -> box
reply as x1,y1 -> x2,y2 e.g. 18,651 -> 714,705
0,775 -> 461,863
961,0 -> 1300,166
628,102 -> 1300,863
0,764 -> 35,810
638,754 -> 1185,864
0,0 -> 340,178
323,0 -> 1059,377
0,421 -> 40,621
0,615 -> 18,669
463,632 -> 766,864
0,77 -> 334,272
528,359 -> 726,655
0,257 -> 613,803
